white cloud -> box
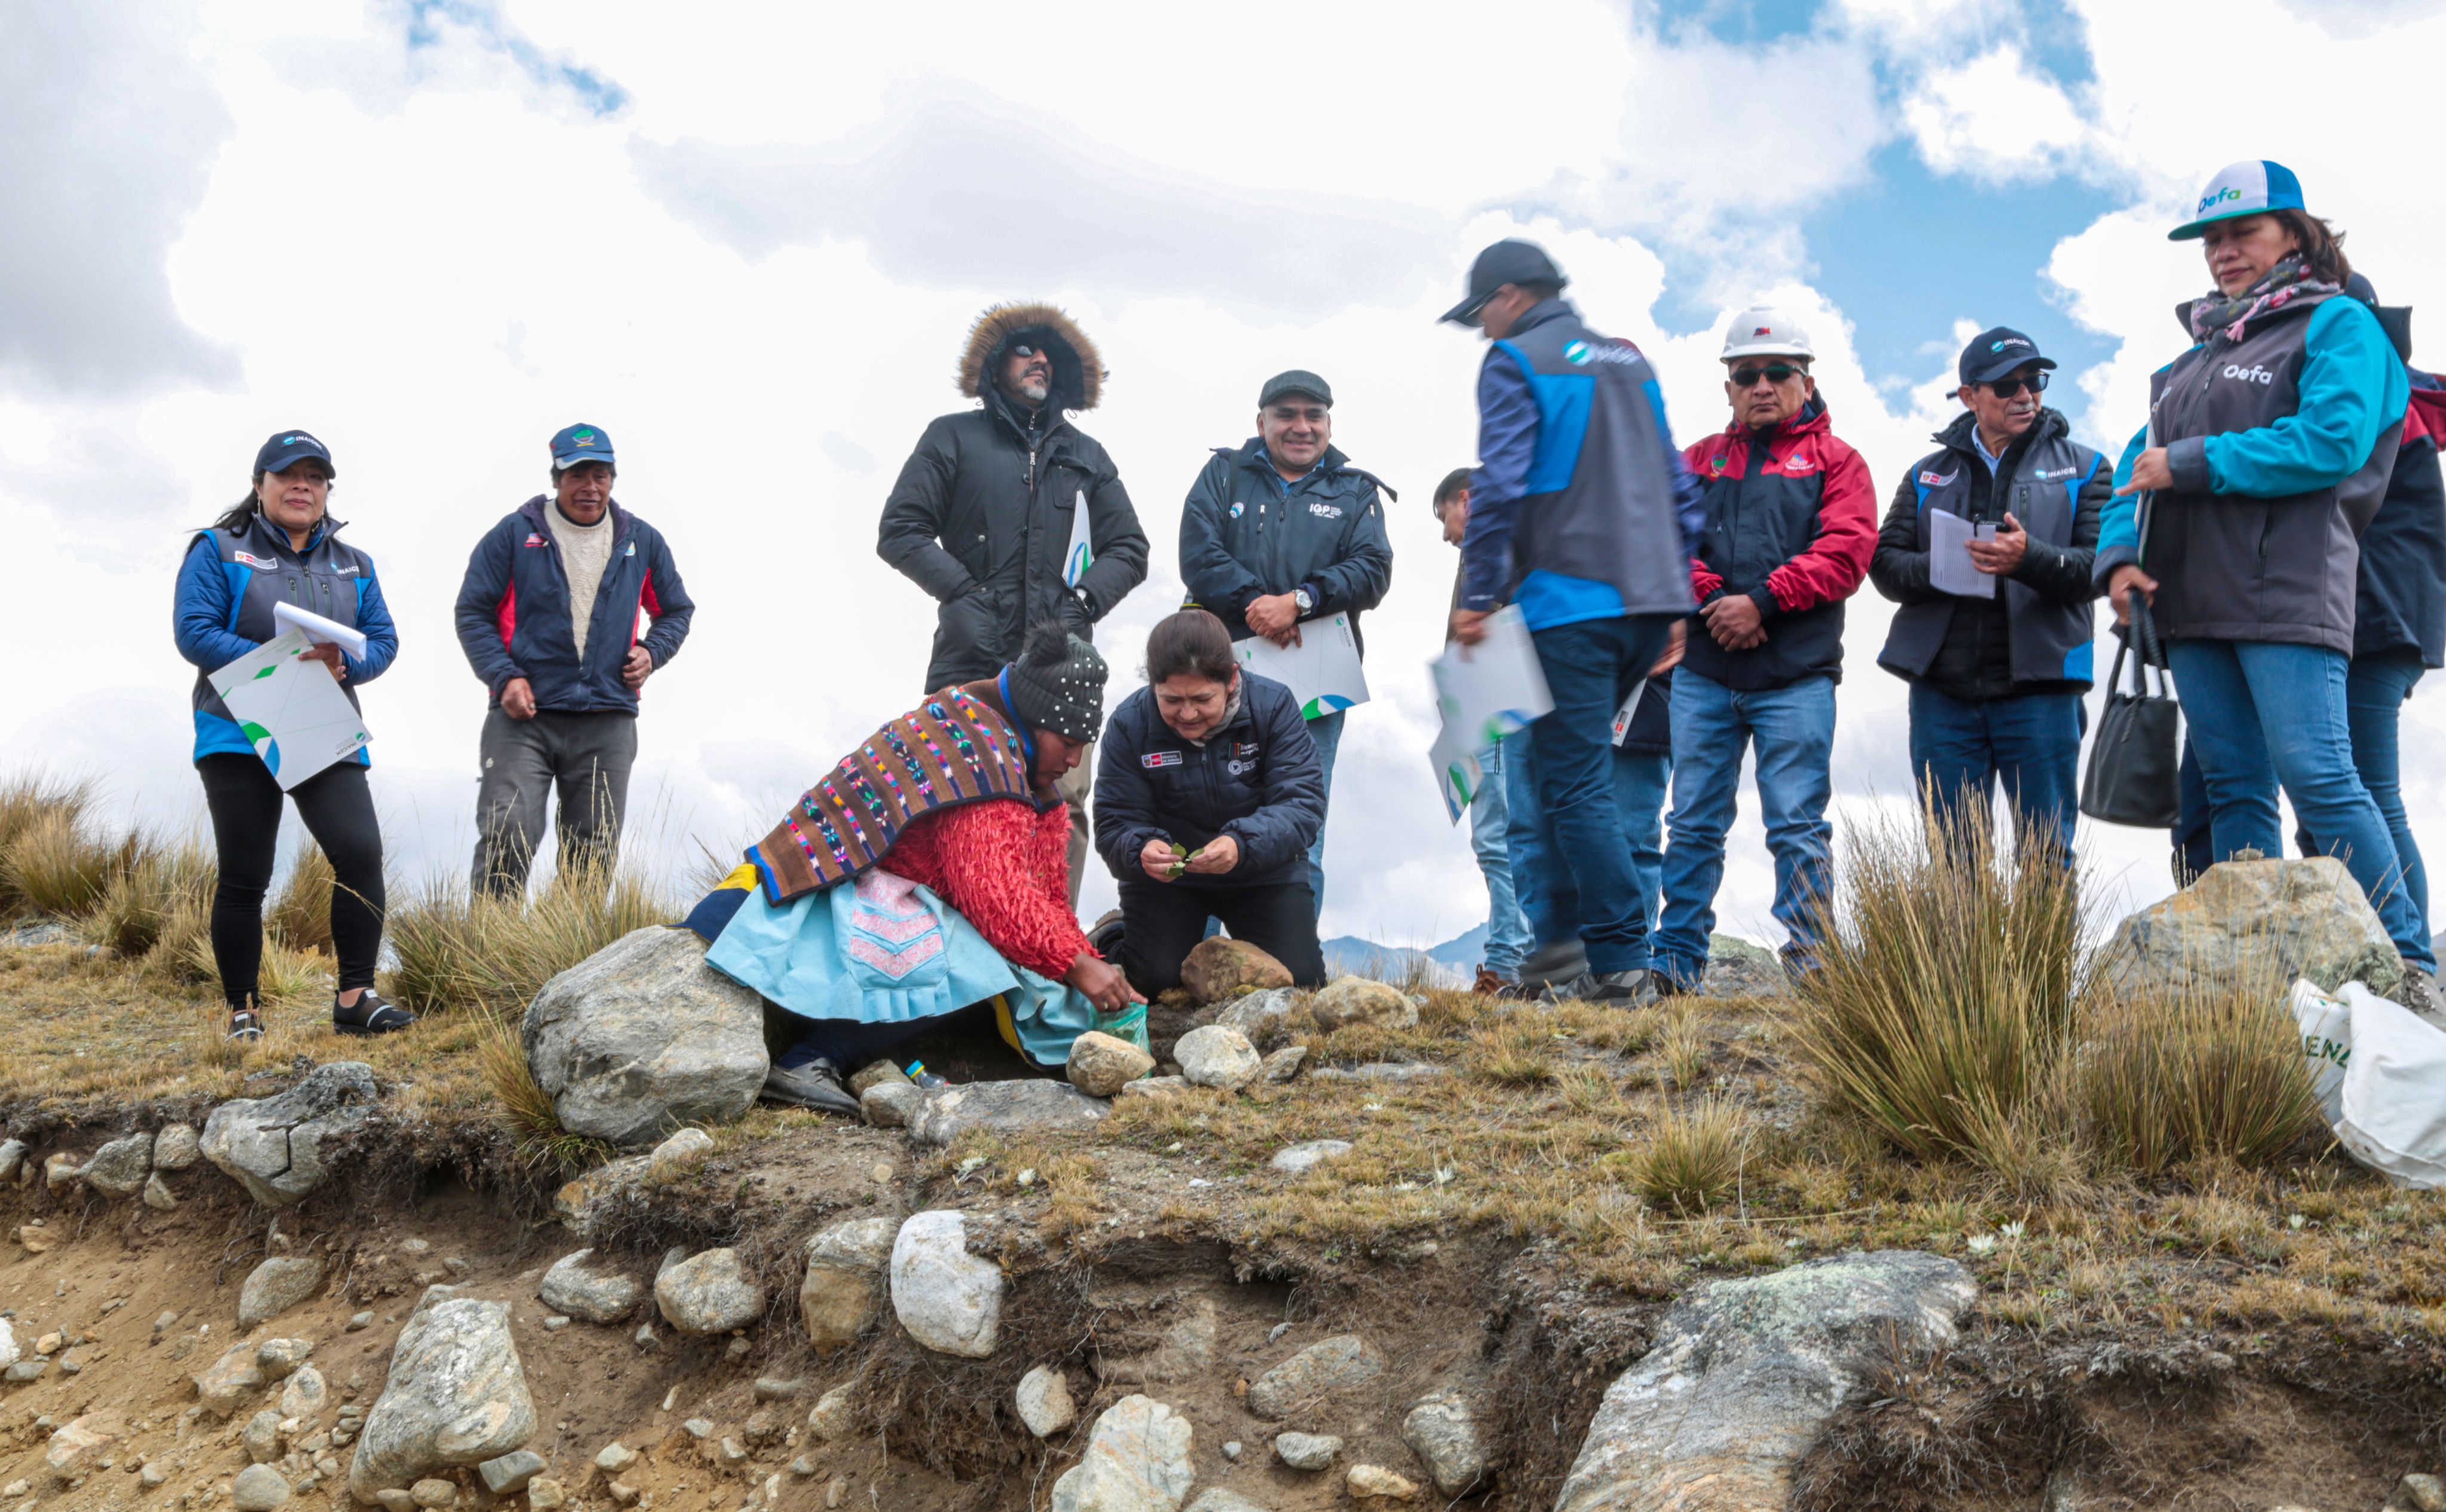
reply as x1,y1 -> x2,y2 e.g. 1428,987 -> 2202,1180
1899,44 -> 2089,183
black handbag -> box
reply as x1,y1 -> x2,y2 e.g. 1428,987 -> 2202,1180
2080,595 -> 2182,828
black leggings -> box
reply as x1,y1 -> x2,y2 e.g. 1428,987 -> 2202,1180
198,754 -> 386,1007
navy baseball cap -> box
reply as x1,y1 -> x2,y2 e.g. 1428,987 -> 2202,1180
1959,327 -> 2057,386
550,422 -> 615,472
1440,239 -> 1567,325
254,430 -> 334,478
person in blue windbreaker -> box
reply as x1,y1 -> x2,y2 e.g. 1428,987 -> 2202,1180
173,430 -> 408,1042
2098,160 -> 2439,1012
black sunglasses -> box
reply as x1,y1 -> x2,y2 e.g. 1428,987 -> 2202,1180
1982,371 -> 2049,398
1729,364 -> 1806,387
1010,343 -> 1049,360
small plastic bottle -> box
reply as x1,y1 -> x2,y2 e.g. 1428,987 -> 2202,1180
904,1061 -> 948,1090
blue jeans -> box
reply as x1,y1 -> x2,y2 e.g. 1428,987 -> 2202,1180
1468,738 -> 1534,978
2167,637 -> 2433,969
1503,731 -> 1669,973
1656,668 -> 1837,985
1521,614 -> 1677,976
1304,708 -> 1344,920
1906,684 -> 2084,861
2349,651 -> 2429,938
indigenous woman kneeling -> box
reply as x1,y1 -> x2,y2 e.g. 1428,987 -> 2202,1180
689,623 -> 1143,1111
1094,609 -> 1329,994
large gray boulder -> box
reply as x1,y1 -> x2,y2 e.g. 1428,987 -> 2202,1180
81,1133 -> 153,1196
539,1249 -> 642,1325
654,1247 -> 764,1334
348,1287 -> 536,1501
1049,1394 -> 1194,1512
1552,1250 -> 1975,1512
2104,855 -> 2404,997
521,927 -> 769,1145
237,1256 -> 324,1330
889,1211 -> 1002,1358
800,1216 -> 899,1350
908,1079 -> 1107,1147
1247,1335 -> 1382,1421
202,1062 -> 379,1206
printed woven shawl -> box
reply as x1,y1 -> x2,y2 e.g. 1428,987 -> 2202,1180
750,687 -> 1036,903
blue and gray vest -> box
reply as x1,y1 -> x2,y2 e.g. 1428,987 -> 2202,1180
1879,416 -> 2103,689
2147,290 -> 2404,653
186,515 -> 380,761
1491,312 -> 1697,619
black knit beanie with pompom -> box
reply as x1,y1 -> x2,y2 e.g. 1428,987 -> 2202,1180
1004,622 -> 1108,742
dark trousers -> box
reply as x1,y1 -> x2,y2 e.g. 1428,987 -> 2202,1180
1906,684 -> 2084,861
198,754 -> 386,1008
1117,878 -> 1326,995
1526,613 -> 1677,976
471,709 -> 638,897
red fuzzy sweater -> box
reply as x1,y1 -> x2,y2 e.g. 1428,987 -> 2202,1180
881,798 -> 1092,982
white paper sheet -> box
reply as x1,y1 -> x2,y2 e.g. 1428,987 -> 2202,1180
1062,488 -> 1094,589
1610,679 -> 1648,748
1930,509 -> 1998,599
1430,605 -> 1553,752
208,630 -> 371,790
1429,721 -> 1483,824
1235,612 -> 1370,720
272,600 -> 369,659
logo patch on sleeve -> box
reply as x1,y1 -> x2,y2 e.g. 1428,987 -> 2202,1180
1141,751 -> 1184,769
521,533 -> 550,548
1918,470 -> 1956,487
232,551 -> 276,569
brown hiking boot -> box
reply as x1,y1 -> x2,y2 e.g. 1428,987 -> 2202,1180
1471,964 -> 1511,997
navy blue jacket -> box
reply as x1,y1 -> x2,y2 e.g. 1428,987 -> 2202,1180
1179,441 -> 1394,651
174,514 -> 398,763
1092,672 -> 1325,891
2356,375 -> 2446,664
454,497 -> 694,714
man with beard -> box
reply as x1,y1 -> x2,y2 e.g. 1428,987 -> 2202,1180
879,304 -> 1150,905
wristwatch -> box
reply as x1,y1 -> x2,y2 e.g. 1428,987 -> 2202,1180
1292,586 -> 1315,616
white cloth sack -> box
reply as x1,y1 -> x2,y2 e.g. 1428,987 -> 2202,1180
2295,978 -> 2446,1190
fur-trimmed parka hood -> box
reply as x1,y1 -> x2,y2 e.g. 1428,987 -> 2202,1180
958,303 -> 1104,413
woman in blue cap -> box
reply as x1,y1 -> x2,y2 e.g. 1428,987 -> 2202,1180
173,431 -> 411,1041
2098,160 -> 2440,1007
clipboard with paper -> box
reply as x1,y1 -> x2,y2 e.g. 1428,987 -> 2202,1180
208,631 -> 371,790
1430,606 -> 1553,752
1234,613 -> 1370,720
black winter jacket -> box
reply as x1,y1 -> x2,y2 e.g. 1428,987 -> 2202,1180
2355,376 -> 2446,664
1870,409 -> 2104,701
1092,672 -> 1325,891
1179,440 -> 1393,650
878,386 -> 1151,692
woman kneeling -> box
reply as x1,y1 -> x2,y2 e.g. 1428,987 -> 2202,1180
1095,609 -> 1328,993
693,623 -> 1142,1111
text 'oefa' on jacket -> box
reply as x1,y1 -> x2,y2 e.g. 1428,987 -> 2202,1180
2097,288 -> 2405,654
877,303 -> 1151,693
174,514 -> 400,764
1092,672 -> 1326,892
454,497 -> 693,715
1871,408 -> 2104,700
1683,395 -> 1878,690
1179,439 -> 1394,651
1458,299 -> 1698,620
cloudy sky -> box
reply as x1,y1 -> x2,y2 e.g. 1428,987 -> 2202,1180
9,0 -> 2444,951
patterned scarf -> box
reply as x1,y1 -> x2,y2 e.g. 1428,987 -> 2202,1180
749,686 -> 1038,904
2189,254 -> 2341,343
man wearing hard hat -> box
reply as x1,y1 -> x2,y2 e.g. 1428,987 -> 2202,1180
1653,309 -> 1877,994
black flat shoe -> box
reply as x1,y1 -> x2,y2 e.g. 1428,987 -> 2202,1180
761,1059 -> 861,1115
333,989 -> 414,1036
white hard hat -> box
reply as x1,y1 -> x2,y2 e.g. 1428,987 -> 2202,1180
1721,307 -> 1814,362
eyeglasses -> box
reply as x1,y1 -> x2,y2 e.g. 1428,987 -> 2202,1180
1983,371 -> 2049,398
1011,344 -> 1046,360
1729,364 -> 1806,387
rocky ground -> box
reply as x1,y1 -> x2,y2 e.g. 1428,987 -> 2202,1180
5,906 -> 2446,1511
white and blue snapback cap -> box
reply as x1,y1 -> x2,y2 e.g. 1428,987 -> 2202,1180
2170,159 -> 2307,241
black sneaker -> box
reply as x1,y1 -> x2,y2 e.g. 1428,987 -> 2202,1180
761,1059 -> 861,1115
2398,964 -> 2446,1031
1544,969 -> 1659,1007
228,1004 -> 265,1042
1518,939 -> 1590,991
333,989 -> 414,1037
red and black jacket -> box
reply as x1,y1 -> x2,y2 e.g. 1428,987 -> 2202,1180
453,496 -> 694,714
1682,397 -> 1877,689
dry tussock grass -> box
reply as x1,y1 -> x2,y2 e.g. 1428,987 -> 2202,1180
388,862 -> 681,1015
